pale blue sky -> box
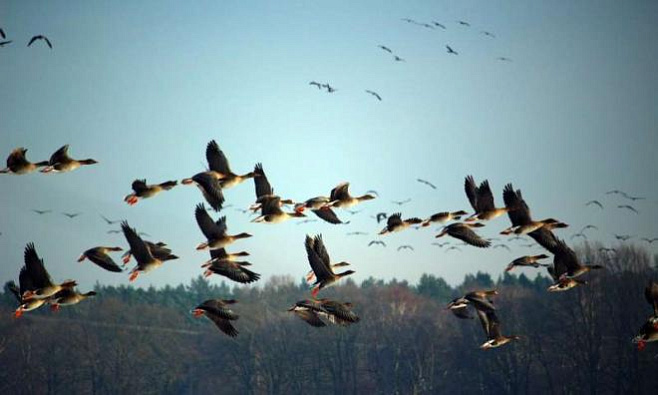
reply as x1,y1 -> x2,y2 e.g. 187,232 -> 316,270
1,0 -> 657,289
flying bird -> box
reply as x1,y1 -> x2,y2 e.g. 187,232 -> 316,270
309,81 -> 322,89
305,234 -> 355,297
580,225 -> 598,233
618,205 -> 639,214
121,221 -> 178,282
346,231 -> 368,236
326,182 -> 376,209
397,245 -> 414,252
436,223 -> 491,248
297,219 -> 318,225
481,31 -> 495,38
421,211 -> 468,227
432,242 -> 449,248
345,209 -> 363,215
379,213 -> 422,235
445,246 -> 462,253
586,200 -> 603,209
614,234 -> 634,241
378,45 -> 392,53
196,204 -> 252,249
432,21 -> 446,29
62,212 -> 81,219
0,40 -> 12,47
368,240 -> 386,247
124,179 -> 177,206
0,28 -> 5,39
465,176 -> 509,221
446,45 -> 458,55
40,145 -> 97,173
606,190 -> 627,196
391,198 -> 411,206
365,90 -> 382,101
570,233 -> 587,241
107,230 -> 121,234
77,247 -> 124,273
191,299 -> 240,337
625,195 -> 646,201
27,35 -> 52,48
32,209 -> 52,215
393,55 -> 405,62
641,238 -> 658,244
457,21 -> 471,26
365,190 -> 379,197
0,148 -> 48,174
505,254 -> 550,272
417,178 -> 436,189
497,57 -> 512,62
100,215 -> 121,225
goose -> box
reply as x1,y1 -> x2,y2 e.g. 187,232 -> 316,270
40,145 -> 97,173
500,184 -> 568,234
124,179 -> 177,205
49,288 -> 96,311
476,309 -> 520,349
121,221 -> 176,282
421,210 -> 468,227
0,148 -> 48,174
436,222 -> 491,248
77,247 -> 124,272
305,235 -> 355,297
464,176 -> 508,221
195,203 -> 252,249
379,213 -> 422,235
18,243 -> 77,302
191,299 -> 239,337
326,182 -> 376,209
505,254 -> 550,272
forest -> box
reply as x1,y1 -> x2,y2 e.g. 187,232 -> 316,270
1,242 -> 657,395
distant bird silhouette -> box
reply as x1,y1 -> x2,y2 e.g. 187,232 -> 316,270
296,219 -> 318,225
397,245 -> 414,252
432,242 -> 449,248
346,231 -> 368,236
345,209 -> 363,215
393,55 -> 405,62
618,205 -> 639,214
446,45 -> 458,55
493,244 -> 511,252
0,28 -> 5,39
100,215 -> 121,225
321,83 -> 336,93
570,233 -> 587,241
580,225 -> 598,233
421,23 -> 435,29
378,45 -> 392,53
365,90 -> 382,101
432,21 -> 446,29
614,234 -> 634,241
28,35 -> 52,48
375,212 -> 387,223
32,209 -> 51,215
641,238 -> 658,244
401,18 -> 416,23
368,240 -> 386,247
625,195 -> 646,202
606,190 -> 626,196
391,199 -> 411,206
0,41 -> 12,47
107,230 -> 121,234
497,57 -> 512,62
309,81 -> 322,89
417,178 -> 436,189
586,200 -> 603,209
62,212 -> 81,219
446,246 -> 462,253
481,31 -> 495,38
521,243 -> 535,248
365,190 -> 379,197
457,21 -> 471,26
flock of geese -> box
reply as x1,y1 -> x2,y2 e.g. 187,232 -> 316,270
2,139 -> 656,349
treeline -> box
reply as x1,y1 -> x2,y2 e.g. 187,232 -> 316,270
1,243 -> 657,394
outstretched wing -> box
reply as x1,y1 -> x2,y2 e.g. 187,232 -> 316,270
206,140 -> 231,174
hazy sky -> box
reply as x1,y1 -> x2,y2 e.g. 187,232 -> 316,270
1,0 -> 657,291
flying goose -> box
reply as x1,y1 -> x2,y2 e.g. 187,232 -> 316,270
305,235 -> 355,297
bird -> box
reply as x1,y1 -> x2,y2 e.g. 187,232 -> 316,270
27,35 -> 52,48
445,246 -> 462,253
32,209 -> 52,215
294,195 -> 348,225
580,225 -> 598,233
633,318 -> 658,351
436,222 -> 491,248
618,205 -> 639,214
0,40 -> 12,47
397,245 -> 414,252
641,238 -> 658,244
202,256 -> 260,284
625,195 -> 646,202
365,190 -> 379,197
121,221 -> 177,282
378,45 -> 392,53
379,213 -> 423,235
570,233 -> 587,241
249,163 -> 295,213
614,234 -> 634,241
191,299 -> 240,337
421,211 -> 468,227
18,243 -> 78,302
417,179 -> 436,189
365,90 -> 382,101
107,230 -> 121,234
120,240 -> 176,265
345,209 -> 363,215
309,81 -> 322,89
606,189 -> 627,196
100,215 -> 121,225
586,200 -> 603,209
252,196 -> 307,223
546,238 -> 603,292
207,140 -> 256,189
393,55 -> 405,62
326,182 -> 376,209
493,244 -> 511,252
497,57 -> 512,62
62,212 -> 82,219
40,145 -> 97,173
500,184 -> 568,234
48,288 -> 97,311
0,28 -> 5,39
505,254 -> 550,272
432,21 -> 446,29
289,299 -> 360,327
124,179 -> 177,206
77,247 -> 124,272
321,83 -> 336,93
447,290 -> 498,320
182,172 -> 225,212
375,212 -> 387,223
446,45 -> 458,55
465,176 -> 509,222
346,231 -> 368,236
432,242 -> 449,248
481,31 -> 495,38
195,204 -> 252,249
0,148 -> 48,175
305,235 -> 355,297
391,198 -> 411,206
457,21 -> 471,26
368,240 -> 386,247
476,309 -> 520,350
297,219 -> 318,225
